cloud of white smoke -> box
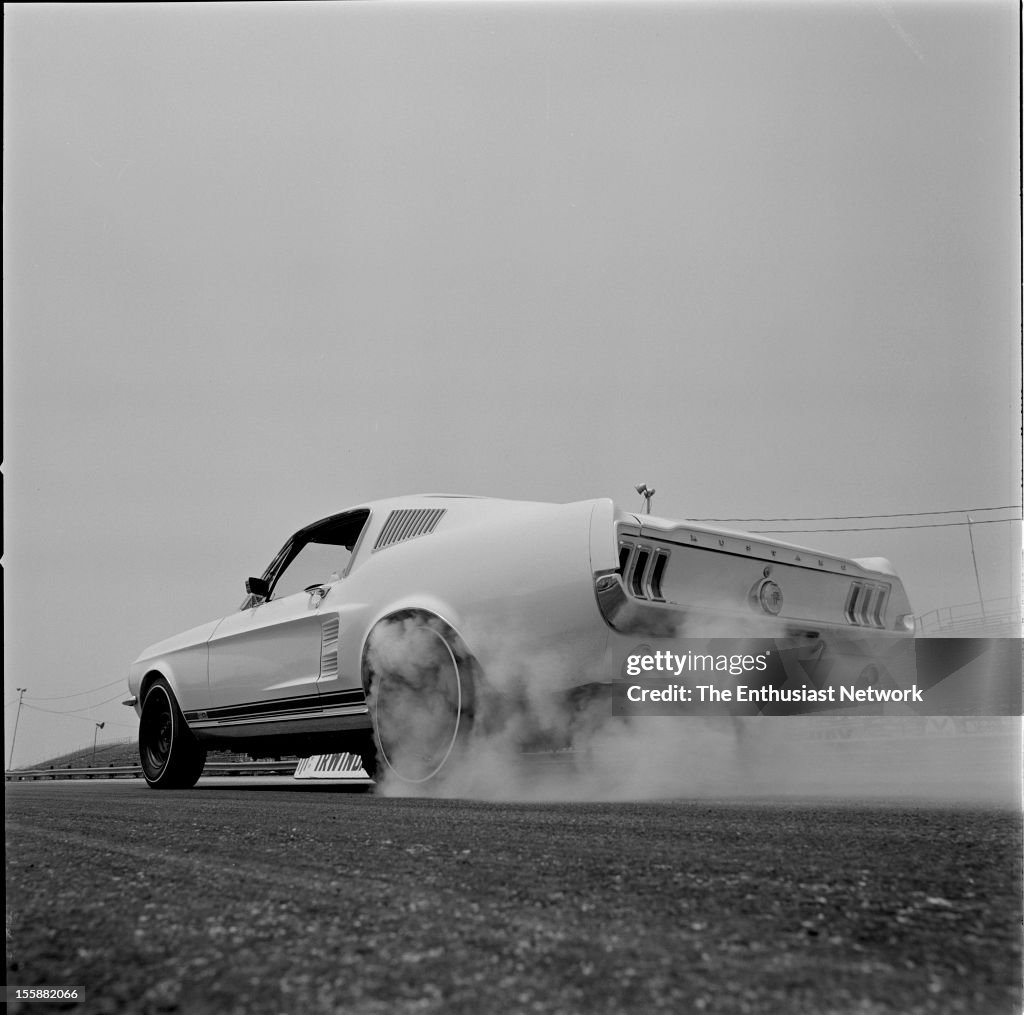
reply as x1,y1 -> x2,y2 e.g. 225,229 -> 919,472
364,615 -> 1021,807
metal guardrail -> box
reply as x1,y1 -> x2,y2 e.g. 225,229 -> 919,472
915,596 -> 1021,635
5,760 -> 299,781
5,765 -> 144,781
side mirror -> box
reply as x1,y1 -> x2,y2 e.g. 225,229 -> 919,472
245,576 -> 271,598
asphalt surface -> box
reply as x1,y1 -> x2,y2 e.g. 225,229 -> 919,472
5,780 -> 1022,1015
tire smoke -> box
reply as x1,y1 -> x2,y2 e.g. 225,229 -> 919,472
365,618 -> 1020,806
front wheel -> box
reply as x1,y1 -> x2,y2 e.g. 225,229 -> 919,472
138,678 -> 207,789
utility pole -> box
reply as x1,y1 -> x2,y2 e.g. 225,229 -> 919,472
9,688 -> 27,771
92,722 -> 106,766
966,514 -> 986,618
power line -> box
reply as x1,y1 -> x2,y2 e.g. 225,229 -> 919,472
22,703 -> 115,723
61,693 -> 127,713
749,517 -> 1019,534
23,692 -> 125,718
692,504 -> 1021,523
25,678 -> 124,702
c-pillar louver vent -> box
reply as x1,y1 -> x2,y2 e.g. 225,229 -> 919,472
373,507 -> 447,551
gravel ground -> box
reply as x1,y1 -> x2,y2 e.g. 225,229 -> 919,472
5,781 -> 1021,1015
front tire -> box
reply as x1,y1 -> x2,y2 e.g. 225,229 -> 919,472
139,678 -> 207,789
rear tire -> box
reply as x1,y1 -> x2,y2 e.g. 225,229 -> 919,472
363,612 -> 476,784
139,678 -> 207,789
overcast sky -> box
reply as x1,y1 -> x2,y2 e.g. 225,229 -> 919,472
4,1 -> 1020,766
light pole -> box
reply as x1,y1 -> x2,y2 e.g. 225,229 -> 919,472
92,722 -> 106,766
8,688 -> 27,771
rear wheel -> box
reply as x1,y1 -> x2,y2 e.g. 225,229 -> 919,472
363,613 -> 476,784
139,678 -> 207,789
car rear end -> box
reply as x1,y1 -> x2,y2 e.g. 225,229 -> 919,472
590,505 -> 917,711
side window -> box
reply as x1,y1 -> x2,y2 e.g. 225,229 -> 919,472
271,541 -> 353,601
243,507 -> 371,610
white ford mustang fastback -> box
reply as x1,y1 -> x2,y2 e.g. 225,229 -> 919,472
126,494 -> 916,788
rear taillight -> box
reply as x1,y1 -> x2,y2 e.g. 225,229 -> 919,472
619,540 -> 671,602
844,581 -> 890,629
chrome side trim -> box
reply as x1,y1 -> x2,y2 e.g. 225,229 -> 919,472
188,703 -> 370,731
191,709 -> 374,741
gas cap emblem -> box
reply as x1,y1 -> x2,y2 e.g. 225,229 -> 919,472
756,579 -> 783,615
